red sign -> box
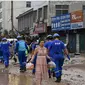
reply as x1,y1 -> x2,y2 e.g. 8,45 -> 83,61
71,10 -> 83,23
34,23 -> 46,34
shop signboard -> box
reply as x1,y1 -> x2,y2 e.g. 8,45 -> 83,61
51,10 -> 83,31
71,10 -> 83,29
51,16 -> 61,31
34,23 -> 46,34
51,14 -> 71,31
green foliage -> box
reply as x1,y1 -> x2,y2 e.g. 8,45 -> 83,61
3,29 -> 8,36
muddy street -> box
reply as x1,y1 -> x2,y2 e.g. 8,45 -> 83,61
0,55 -> 85,85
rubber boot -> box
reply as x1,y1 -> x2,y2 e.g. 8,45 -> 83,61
5,65 -> 9,68
48,70 -> 51,78
23,66 -> 26,72
20,66 -> 24,73
55,76 -> 61,83
53,71 -> 56,77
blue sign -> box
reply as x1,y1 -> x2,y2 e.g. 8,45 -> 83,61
51,14 -> 71,31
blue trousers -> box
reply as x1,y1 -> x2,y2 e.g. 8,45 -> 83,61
3,52 -> 9,66
32,55 -> 37,74
18,51 -> 26,69
53,58 -> 64,78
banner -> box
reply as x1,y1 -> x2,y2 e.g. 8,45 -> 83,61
71,10 -> 83,29
34,23 -> 46,34
51,10 -> 83,31
51,14 -> 71,31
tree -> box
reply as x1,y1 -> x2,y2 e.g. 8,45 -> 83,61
9,30 -> 17,38
3,29 -> 8,37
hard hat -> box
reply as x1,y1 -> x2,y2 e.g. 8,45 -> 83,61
53,33 -> 60,38
2,38 -> 7,41
46,34 -> 53,40
17,36 -> 22,39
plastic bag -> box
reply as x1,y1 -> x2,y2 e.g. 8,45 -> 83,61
26,63 -> 34,70
48,61 -> 56,68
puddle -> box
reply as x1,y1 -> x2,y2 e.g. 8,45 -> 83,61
0,69 -> 32,85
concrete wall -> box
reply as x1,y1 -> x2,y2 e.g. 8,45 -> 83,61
2,1 -> 11,31
18,11 -> 33,32
31,1 -> 48,10
69,2 -> 83,12
2,1 -> 30,31
47,1 -> 85,26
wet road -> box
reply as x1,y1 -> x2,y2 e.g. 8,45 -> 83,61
0,68 -> 32,85
0,55 -> 85,85
0,68 -> 68,85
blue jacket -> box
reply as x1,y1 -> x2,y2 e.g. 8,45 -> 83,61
15,40 -> 29,53
1,42 -> 11,53
44,40 -> 52,57
49,39 -> 66,59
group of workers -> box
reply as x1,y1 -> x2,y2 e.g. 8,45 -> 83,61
45,33 -> 70,82
0,33 -> 70,83
0,36 -> 29,72
31,33 -> 70,83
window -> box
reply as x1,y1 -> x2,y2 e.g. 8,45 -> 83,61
56,5 -> 69,9
0,12 -> 2,19
26,1 -> 31,7
56,5 -> 62,9
62,10 -> 68,14
0,2 -> 2,9
56,5 -> 69,16
38,8 -> 42,20
62,5 -> 69,9
44,6 -> 48,19
56,10 -> 62,16
33,10 -> 37,22
83,5 -> 85,10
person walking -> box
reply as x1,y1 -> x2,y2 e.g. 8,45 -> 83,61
44,34 -> 54,78
30,40 -> 50,85
49,33 -> 70,83
1,38 -> 11,68
15,36 -> 29,72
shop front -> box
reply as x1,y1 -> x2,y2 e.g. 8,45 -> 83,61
51,10 -> 85,53
51,13 -> 71,44
34,22 -> 47,39
78,29 -> 85,52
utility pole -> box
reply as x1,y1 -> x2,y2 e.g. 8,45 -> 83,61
11,1 -> 13,31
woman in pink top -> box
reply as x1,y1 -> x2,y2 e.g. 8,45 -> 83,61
31,40 -> 50,85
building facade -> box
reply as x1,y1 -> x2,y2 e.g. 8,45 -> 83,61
0,1 -> 31,32
17,1 -> 85,53
50,1 -> 85,53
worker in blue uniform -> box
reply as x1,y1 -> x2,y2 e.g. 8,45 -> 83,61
49,33 -> 70,83
15,36 -> 29,72
1,38 -> 11,68
44,35 -> 54,78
